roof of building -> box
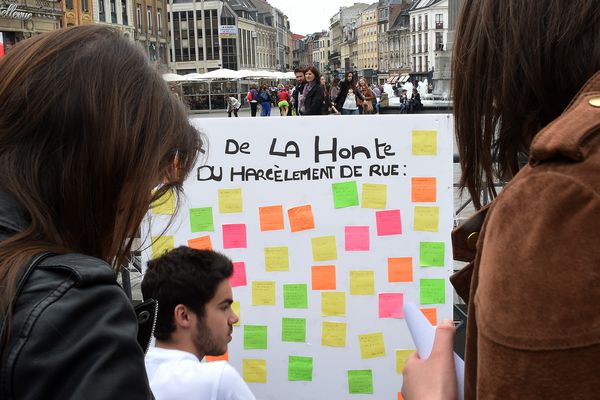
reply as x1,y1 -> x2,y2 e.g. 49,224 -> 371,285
248,0 -> 272,13
365,2 -> 378,11
226,0 -> 257,12
291,33 -> 305,40
409,0 -> 444,11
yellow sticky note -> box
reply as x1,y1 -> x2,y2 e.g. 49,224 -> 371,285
252,281 -> 276,306
243,359 -> 267,383
311,236 -> 338,262
151,236 -> 174,258
359,332 -> 386,359
218,189 -> 243,213
322,292 -> 346,316
349,270 -> 375,295
264,246 -> 289,272
414,206 -> 439,232
361,183 -> 387,209
396,350 -> 416,374
232,301 -> 240,326
412,130 -> 437,155
151,190 -> 175,215
322,321 -> 347,347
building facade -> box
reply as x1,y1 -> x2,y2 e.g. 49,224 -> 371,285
229,0 -> 258,69
357,2 -> 378,80
92,0 -> 134,37
133,0 -> 169,70
62,0 -> 93,26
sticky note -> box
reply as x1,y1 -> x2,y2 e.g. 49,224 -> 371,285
361,183 -> 387,209
322,321 -> 346,347
244,325 -> 267,350
398,392 -> 405,400
229,262 -> 247,287
322,292 -> 346,316
396,350 -> 415,374
348,370 -> 373,394
350,270 -> 375,295
282,318 -> 306,342
151,190 -> 175,214
379,293 -> 404,318
420,307 -> 437,325
252,281 -> 276,306
222,224 -> 247,249
414,206 -> 440,232
420,279 -> 446,304
412,177 -> 437,202
388,257 -> 413,282
311,236 -> 337,262
218,188 -> 243,213
288,205 -> 315,232
205,352 -> 228,362
376,209 -> 402,236
332,181 -> 359,208
283,284 -> 308,309
259,205 -> 285,231
288,356 -> 313,381
264,246 -> 289,271
243,359 -> 266,383
187,235 -> 212,250
232,301 -> 240,326
412,130 -> 437,155
311,265 -> 336,290
419,242 -> 445,267
344,226 -> 370,251
189,207 -> 214,232
359,332 -> 386,358
151,236 -> 173,258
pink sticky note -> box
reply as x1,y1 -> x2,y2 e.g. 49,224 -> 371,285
376,210 -> 402,236
345,226 -> 370,251
229,261 -> 247,287
379,293 -> 404,318
222,224 -> 247,248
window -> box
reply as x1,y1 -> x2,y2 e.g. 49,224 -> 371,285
424,33 -> 428,52
121,0 -> 127,25
425,55 -> 429,71
418,16 -> 422,30
435,14 -> 443,29
435,32 -> 443,51
136,4 -> 142,31
424,15 -> 428,30
66,0 -> 73,9
99,0 -> 105,21
110,0 -> 117,23
81,0 -> 88,12
147,6 -> 152,31
157,9 -> 162,34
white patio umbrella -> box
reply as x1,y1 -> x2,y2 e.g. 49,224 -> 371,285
196,68 -> 240,80
162,73 -> 187,82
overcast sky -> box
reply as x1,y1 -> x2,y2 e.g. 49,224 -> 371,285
266,0 -> 375,36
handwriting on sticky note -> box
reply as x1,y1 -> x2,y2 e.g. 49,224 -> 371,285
283,284 -> 308,309
322,321 -> 346,347
412,130 -> 437,155
419,242 -> 445,267
350,270 -> 375,295
344,226 -> 370,251
151,190 -> 175,215
414,206 -> 440,232
205,352 -> 228,362
359,332 -> 386,359
379,293 -> 404,318
189,207 -> 214,232
222,224 -> 247,249
347,370 -> 373,394
282,318 -> 306,342
322,292 -> 346,316
232,301 -> 240,326
412,177 -> 436,202
396,350 -> 416,374
243,359 -> 267,383
218,188 -> 242,213
264,246 -> 289,271
288,205 -> 315,232
420,307 -> 437,325
259,205 -> 284,231
151,236 -> 173,258
420,279 -> 445,304
311,236 -> 338,261
288,356 -> 313,381
252,281 -> 276,306
311,265 -> 336,290
187,235 -> 212,250
361,183 -> 387,209
388,257 -> 413,282
332,181 -> 359,208
243,325 -> 267,350
376,209 -> 402,236
229,262 -> 247,287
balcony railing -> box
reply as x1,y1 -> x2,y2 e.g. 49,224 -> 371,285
436,22 -> 444,29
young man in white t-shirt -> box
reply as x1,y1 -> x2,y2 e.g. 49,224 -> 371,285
142,247 -> 255,400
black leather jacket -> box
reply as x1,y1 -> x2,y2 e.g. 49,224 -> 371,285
0,191 -> 153,400
302,82 -> 325,116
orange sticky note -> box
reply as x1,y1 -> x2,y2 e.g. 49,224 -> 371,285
288,205 -> 315,232
259,205 -> 284,231
205,352 -> 228,362
411,177 -> 437,202
398,392 -> 404,400
188,235 -> 213,250
420,307 -> 437,325
311,265 -> 336,290
388,257 -> 413,282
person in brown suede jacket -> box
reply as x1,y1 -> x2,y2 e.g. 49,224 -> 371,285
402,1 -> 600,399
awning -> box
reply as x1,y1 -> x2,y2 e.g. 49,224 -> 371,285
399,74 -> 410,83
387,74 -> 398,84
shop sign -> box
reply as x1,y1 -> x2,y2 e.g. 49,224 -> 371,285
0,3 -> 33,20
218,25 -> 237,39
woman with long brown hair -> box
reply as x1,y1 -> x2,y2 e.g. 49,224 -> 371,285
0,25 -> 202,399
402,1 -> 600,399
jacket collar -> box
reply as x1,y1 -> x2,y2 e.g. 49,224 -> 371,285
0,190 -> 29,237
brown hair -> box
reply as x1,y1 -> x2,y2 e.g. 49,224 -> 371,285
0,26 -> 202,334
304,66 -> 321,83
452,0 -> 600,208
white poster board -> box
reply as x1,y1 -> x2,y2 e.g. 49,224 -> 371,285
143,114 -> 454,400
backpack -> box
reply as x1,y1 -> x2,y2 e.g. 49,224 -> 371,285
259,91 -> 270,102
247,91 -> 253,101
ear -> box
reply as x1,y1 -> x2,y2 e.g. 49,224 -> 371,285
173,304 -> 194,329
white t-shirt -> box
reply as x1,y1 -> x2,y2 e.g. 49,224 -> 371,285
145,347 -> 256,400
342,92 -> 358,110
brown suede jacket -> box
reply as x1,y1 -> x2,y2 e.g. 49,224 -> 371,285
451,71 -> 600,399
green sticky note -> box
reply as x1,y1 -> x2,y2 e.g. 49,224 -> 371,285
348,369 -> 373,394
332,181 -> 359,208
244,325 -> 267,350
282,318 -> 306,342
189,207 -> 214,232
419,242 -> 445,267
283,284 -> 308,309
288,356 -> 313,381
420,279 -> 445,304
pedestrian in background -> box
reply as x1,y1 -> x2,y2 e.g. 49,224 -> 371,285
291,67 -> 306,116
225,95 -> 241,117
358,77 -> 375,114
277,85 -> 290,116
320,75 -> 331,115
300,66 -> 325,116
258,84 -> 271,117
248,84 -> 259,117
335,71 -> 364,115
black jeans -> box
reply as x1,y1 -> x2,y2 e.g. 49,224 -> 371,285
228,108 -> 239,117
250,102 -> 258,117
